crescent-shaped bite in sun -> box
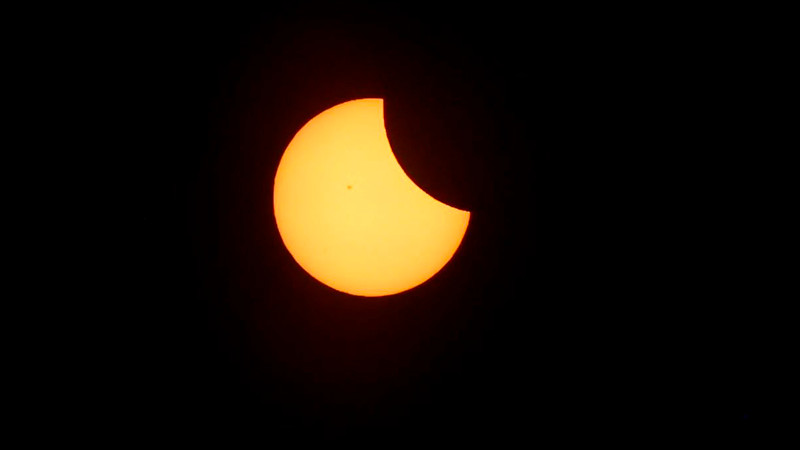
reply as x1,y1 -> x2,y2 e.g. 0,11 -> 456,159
273,98 -> 470,297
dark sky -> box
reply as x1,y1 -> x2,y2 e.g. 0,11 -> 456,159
89,4 -> 787,443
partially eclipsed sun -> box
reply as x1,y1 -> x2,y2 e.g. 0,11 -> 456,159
273,98 -> 470,297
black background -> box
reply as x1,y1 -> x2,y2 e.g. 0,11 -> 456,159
75,3 -> 790,443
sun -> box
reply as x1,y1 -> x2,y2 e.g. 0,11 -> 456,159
273,99 -> 470,297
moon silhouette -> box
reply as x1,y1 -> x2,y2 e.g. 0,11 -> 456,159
273,98 -> 470,297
